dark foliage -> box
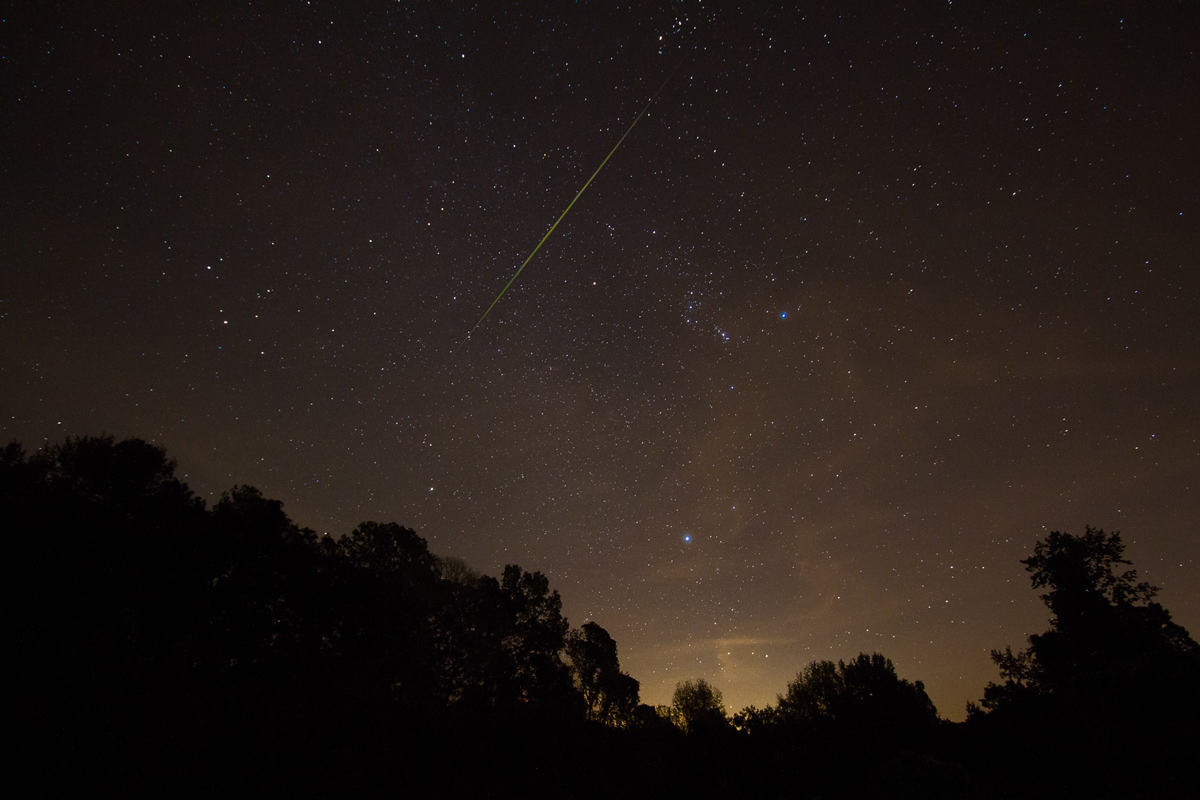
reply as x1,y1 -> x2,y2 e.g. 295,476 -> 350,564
671,677 -> 731,735
5,438 -> 1195,798
567,621 -> 641,726
968,527 -> 1200,798
2,436 -> 587,794
725,653 -> 958,799
777,653 -> 939,739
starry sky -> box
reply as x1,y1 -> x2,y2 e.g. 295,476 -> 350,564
4,1 -> 1199,720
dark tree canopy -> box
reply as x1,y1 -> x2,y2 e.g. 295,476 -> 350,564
671,678 -> 729,734
981,527 -> 1198,711
8,437 -> 1198,797
340,520 -> 436,577
567,621 -> 640,727
972,528 -> 1200,798
776,653 -> 938,736
3,436 -> 594,729
568,621 -> 619,716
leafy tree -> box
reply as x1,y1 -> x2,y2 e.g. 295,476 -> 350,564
328,522 -> 445,703
434,564 -> 580,712
981,527 -> 1198,710
976,645 -> 1041,713
568,621 -> 620,718
596,670 -> 641,728
27,434 -> 204,527
838,652 -> 938,729
214,484 -> 294,539
497,565 -> 580,710
567,621 -> 640,726
973,528 -> 1200,798
672,678 -> 729,734
339,520 -> 437,577
629,703 -> 679,734
437,554 -> 480,585
428,561 -> 494,704
5,435 -> 629,793
777,658 -> 844,725
3,436 -> 228,793
777,653 -> 937,736
732,704 -> 778,734
3,436 -> 211,680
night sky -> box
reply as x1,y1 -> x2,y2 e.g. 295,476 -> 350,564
5,1 -> 1198,720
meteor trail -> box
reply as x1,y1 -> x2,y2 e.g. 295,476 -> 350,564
459,60 -> 682,348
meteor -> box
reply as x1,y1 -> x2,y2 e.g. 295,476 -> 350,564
459,60 -> 682,348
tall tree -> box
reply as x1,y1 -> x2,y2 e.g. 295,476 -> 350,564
437,565 -> 580,711
974,528 -> 1200,798
568,621 -> 619,721
497,565 -> 578,710
567,621 -> 640,726
981,527 -> 1198,710
332,521 -> 443,703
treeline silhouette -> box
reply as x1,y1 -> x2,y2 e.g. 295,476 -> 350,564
4,437 -> 1197,798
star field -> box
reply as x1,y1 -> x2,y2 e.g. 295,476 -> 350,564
3,1 -> 1198,720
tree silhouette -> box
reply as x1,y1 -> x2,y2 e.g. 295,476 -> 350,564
731,704 -> 777,734
496,565 -> 580,711
981,527 -> 1198,711
671,678 -> 729,734
777,658 -> 843,725
775,653 -> 938,740
597,670 -> 641,728
432,564 -> 581,712
568,621 -> 619,720
972,528 -> 1200,797
3,436 -> 212,686
340,520 -> 437,577
567,621 -> 641,726
26,436 -> 1163,796
3,437 -> 231,793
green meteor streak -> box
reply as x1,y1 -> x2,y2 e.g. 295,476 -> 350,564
459,62 -> 681,348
